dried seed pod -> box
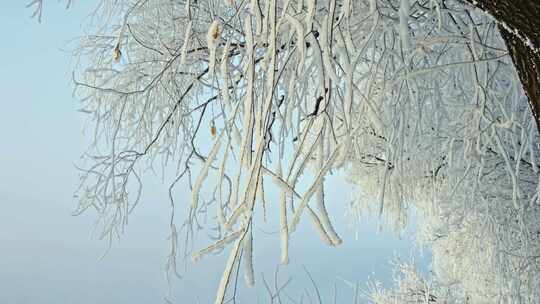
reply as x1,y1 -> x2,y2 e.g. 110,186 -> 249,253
113,44 -> 122,62
211,121 -> 217,138
206,21 -> 220,48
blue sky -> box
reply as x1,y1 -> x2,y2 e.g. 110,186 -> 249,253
0,2 -> 428,303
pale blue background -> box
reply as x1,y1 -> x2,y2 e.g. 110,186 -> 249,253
0,3 -> 428,303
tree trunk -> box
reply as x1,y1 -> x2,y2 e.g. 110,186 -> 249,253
465,0 -> 540,132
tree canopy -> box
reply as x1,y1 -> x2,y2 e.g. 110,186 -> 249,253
31,0 -> 540,302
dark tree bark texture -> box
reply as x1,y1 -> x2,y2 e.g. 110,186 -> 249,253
464,0 -> 540,132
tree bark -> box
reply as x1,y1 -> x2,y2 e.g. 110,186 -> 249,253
464,0 -> 540,132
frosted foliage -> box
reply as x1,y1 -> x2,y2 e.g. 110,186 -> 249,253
66,0 -> 540,302
368,260 -> 438,303
340,1 -> 540,303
